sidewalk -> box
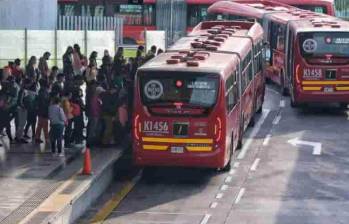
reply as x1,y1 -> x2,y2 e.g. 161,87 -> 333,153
0,140 -> 124,224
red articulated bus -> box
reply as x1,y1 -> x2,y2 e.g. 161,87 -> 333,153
208,1 -> 349,108
133,20 -> 265,170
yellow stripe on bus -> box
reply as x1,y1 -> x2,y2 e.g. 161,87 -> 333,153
336,87 -> 349,91
302,81 -> 349,85
303,86 -> 322,91
142,137 -> 213,144
186,146 -> 212,152
143,145 -> 168,151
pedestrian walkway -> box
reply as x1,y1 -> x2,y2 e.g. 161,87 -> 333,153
0,141 -> 124,224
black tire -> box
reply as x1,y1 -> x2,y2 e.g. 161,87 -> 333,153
256,105 -> 263,114
222,138 -> 234,172
248,116 -> 255,127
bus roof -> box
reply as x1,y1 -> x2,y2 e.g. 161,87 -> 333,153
138,51 -> 239,76
139,21 -> 263,79
273,0 -> 334,5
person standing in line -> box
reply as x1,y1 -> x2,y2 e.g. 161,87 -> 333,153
35,79 -> 50,144
101,50 -> 113,88
15,78 -> 30,144
112,47 -> 125,89
12,59 -> 24,84
0,87 -> 13,146
49,96 -> 67,156
25,56 -> 40,82
72,44 -> 84,76
38,52 -> 51,80
63,46 -> 74,88
62,92 -> 74,149
23,81 -> 37,140
144,45 -> 157,62
49,66 -> 59,87
51,73 -> 65,98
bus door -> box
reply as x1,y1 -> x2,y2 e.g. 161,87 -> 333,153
253,40 -> 265,112
225,69 -> 241,151
285,25 -> 295,95
241,52 -> 254,131
270,22 -> 287,86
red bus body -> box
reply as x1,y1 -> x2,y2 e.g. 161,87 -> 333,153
133,21 -> 265,169
208,1 -> 349,106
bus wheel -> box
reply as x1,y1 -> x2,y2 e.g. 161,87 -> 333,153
248,116 -> 255,127
290,98 -> 299,108
256,105 -> 263,114
222,139 -> 234,172
280,73 -> 288,96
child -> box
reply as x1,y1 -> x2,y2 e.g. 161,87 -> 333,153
49,97 -> 66,156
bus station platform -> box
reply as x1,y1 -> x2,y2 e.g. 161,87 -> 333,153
0,142 -> 124,224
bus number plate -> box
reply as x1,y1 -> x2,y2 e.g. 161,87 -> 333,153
171,146 -> 184,154
324,86 -> 334,93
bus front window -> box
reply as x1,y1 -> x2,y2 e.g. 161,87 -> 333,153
294,5 -> 327,14
140,73 -> 219,109
299,32 -> 349,65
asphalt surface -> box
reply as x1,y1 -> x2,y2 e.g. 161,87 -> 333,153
81,84 -> 349,224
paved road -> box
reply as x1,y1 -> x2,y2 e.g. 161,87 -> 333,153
81,84 -> 349,224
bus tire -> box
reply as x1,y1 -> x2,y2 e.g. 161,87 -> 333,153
248,116 -> 255,127
222,138 -> 234,172
256,105 -> 263,114
290,98 -> 299,108
280,72 -> 288,96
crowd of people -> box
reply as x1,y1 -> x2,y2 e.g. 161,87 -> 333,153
0,44 -> 162,156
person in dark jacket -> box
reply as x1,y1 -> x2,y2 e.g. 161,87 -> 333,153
101,87 -> 119,146
63,46 -> 74,83
101,50 -> 113,87
35,79 -> 50,144
112,47 -> 125,88
26,56 -> 40,82
51,73 -> 65,98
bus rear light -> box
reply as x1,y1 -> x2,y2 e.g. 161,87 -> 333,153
214,117 -> 222,142
134,115 -> 140,141
296,64 -> 301,84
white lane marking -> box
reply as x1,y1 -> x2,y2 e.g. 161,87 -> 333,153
288,138 -> 322,155
280,100 -> 285,108
216,193 -> 224,199
272,115 -> 282,125
233,162 -> 240,168
200,214 -> 211,224
250,158 -> 261,171
346,111 -> 349,120
263,134 -> 272,146
225,176 -> 233,183
229,169 -> 236,175
234,188 -> 246,204
220,184 -> 229,191
238,109 -> 270,159
210,202 -> 218,208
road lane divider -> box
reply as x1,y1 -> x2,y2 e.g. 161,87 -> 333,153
210,202 -> 218,209
272,115 -> 282,125
280,100 -> 285,108
234,188 -> 246,204
220,184 -> 229,191
250,158 -> 261,171
238,109 -> 271,159
200,214 -> 211,224
216,193 -> 224,199
90,170 -> 142,224
263,134 -> 272,146
225,176 -> 233,183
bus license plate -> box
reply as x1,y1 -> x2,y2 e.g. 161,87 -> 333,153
324,87 -> 334,93
171,146 -> 184,154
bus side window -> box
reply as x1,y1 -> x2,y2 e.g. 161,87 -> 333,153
226,71 -> 239,112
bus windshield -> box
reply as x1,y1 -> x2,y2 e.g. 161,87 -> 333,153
299,32 -> 349,58
140,72 -> 219,108
294,5 -> 327,14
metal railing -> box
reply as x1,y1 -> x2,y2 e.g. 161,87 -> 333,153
335,0 -> 349,19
